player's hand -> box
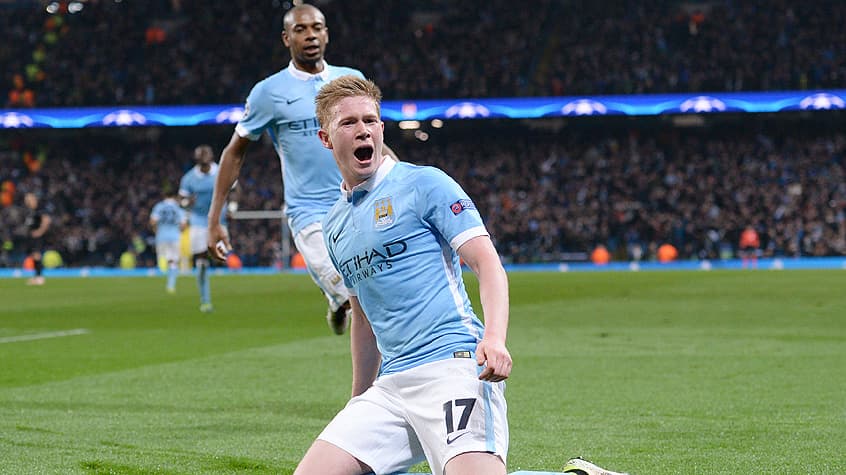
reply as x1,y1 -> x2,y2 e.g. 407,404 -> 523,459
475,339 -> 512,382
207,223 -> 231,262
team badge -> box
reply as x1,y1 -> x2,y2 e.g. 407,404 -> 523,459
450,199 -> 476,215
374,197 -> 394,228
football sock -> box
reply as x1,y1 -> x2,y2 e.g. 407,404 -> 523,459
166,262 -> 178,290
196,258 -> 210,304
34,258 -> 43,277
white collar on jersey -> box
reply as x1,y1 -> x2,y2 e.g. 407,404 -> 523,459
192,162 -> 218,177
287,60 -> 330,81
341,157 -> 396,203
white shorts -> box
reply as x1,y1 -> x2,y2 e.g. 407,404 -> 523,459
318,358 -> 508,475
293,221 -> 349,311
155,241 -> 181,263
189,225 -> 227,256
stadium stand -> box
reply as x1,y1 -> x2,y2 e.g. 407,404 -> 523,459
1,1 -> 844,268
2,116 -> 844,267
3,0 -> 846,106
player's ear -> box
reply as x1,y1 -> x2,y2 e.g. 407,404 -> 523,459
318,129 -> 333,149
281,30 -> 290,48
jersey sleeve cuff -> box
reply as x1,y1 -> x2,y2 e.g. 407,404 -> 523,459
450,225 -> 489,251
235,123 -> 261,141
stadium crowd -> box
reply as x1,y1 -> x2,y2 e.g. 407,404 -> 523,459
411,122 -> 846,263
2,121 -> 844,268
4,0 -> 846,107
2,0 -> 845,268
0,129 -> 284,268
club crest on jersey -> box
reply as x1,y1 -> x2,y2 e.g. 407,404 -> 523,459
374,197 -> 394,228
450,199 -> 476,215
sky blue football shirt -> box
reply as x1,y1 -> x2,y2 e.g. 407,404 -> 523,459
179,163 -> 225,227
323,160 -> 490,375
236,61 -> 365,236
150,198 -> 186,243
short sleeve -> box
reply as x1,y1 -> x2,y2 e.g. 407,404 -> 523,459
178,174 -> 191,197
236,81 -> 274,140
420,169 -> 488,251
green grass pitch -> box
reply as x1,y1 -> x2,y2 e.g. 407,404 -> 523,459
1,270 -> 844,474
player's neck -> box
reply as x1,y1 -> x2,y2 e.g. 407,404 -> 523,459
293,59 -> 324,75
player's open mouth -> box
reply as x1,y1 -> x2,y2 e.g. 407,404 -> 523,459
354,145 -> 374,161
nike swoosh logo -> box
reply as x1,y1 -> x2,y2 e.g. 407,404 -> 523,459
331,231 -> 341,244
446,431 -> 469,445
286,97 -> 302,104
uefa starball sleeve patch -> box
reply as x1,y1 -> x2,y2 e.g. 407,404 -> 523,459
449,199 -> 476,215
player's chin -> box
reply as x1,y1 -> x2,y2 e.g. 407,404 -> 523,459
302,48 -> 323,60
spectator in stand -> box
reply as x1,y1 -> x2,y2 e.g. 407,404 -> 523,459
3,1 -> 846,106
1,124 -> 844,268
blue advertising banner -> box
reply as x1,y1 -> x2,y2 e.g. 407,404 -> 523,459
1,90 -> 844,129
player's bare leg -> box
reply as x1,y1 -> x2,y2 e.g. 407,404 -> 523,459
293,440 -> 371,475
444,451 -> 506,475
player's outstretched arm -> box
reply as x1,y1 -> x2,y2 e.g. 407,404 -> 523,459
458,235 -> 512,382
208,132 -> 250,261
349,297 -> 381,397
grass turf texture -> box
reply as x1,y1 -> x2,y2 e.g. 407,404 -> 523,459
1,270 -> 844,474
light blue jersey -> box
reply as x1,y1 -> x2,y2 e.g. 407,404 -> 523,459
150,198 -> 186,243
179,163 -> 224,227
323,160 -> 489,376
236,61 -> 365,236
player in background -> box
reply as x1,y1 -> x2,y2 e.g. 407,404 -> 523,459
150,189 -> 187,294
23,192 -> 51,286
294,75 -> 511,475
207,3 -> 399,335
738,224 -> 760,269
180,145 -> 231,313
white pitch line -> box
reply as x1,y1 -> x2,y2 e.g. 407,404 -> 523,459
0,328 -> 90,344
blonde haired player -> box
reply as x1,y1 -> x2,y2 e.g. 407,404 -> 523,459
293,75 -> 511,475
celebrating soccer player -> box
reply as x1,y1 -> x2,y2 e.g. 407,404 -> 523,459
292,75 -> 512,475
207,4 -> 399,334
180,145 -> 230,313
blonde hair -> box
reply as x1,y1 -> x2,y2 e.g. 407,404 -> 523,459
315,75 -> 382,129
